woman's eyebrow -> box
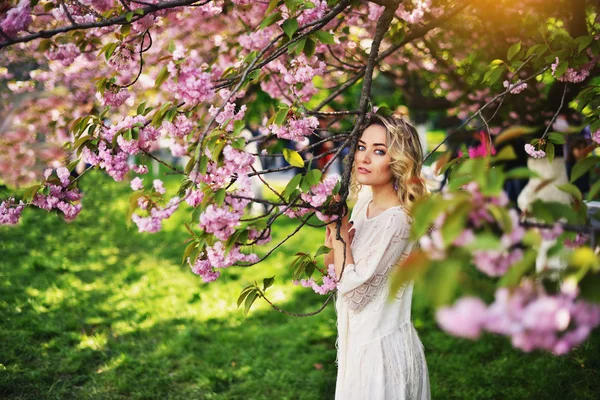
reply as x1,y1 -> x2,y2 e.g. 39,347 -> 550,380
358,139 -> 387,147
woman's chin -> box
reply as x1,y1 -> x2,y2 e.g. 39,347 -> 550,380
356,176 -> 371,186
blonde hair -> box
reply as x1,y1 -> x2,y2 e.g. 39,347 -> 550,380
349,114 -> 428,215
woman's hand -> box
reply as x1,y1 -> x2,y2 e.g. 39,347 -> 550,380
326,214 -> 355,249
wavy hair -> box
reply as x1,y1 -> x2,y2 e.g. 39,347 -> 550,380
349,114 -> 428,215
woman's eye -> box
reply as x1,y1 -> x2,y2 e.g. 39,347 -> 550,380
375,149 -> 386,155
357,145 -> 365,151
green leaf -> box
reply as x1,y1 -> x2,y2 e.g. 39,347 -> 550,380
587,179 -> 600,201
554,61 -> 568,79
237,285 -> 255,308
557,183 -> 582,201
259,12 -> 282,29
283,173 -> 303,200
304,169 -> 322,186
505,167 -> 539,180
154,66 -> 169,89
313,30 -> 335,45
314,245 -> 331,258
546,141 -> 555,163
38,39 -> 52,52
22,184 -> 42,202
281,18 -> 298,39
525,43 -> 547,58
134,8 -> 144,15
181,241 -> 197,265
125,11 -> 134,22
486,67 -> 505,85
283,148 -> 304,168
507,41 -> 521,61
266,0 -> 280,14
441,203 -> 470,246
274,106 -> 289,126
199,156 -> 209,174
426,260 -> 461,307
244,290 -> 259,315
547,132 -> 566,144
575,35 -> 593,54
103,42 -> 119,61
303,37 -> 316,57
570,156 -> 599,183
498,250 -> 536,288
492,145 -> 516,162
137,101 -> 147,115
389,250 -> 431,297
262,276 -> 275,291
214,188 -> 226,206
185,156 -> 196,174
579,272 -> 600,304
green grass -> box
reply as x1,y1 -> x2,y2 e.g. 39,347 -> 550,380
1,172 -> 599,399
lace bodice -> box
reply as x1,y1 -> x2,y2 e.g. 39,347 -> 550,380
337,189 -> 414,313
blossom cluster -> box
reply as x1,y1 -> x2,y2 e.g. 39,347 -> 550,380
31,167 -> 83,222
132,196 -> 180,233
551,57 -> 593,84
189,241 -> 259,283
268,115 -> 319,141
396,0 -> 442,25
301,176 -> 338,208
0,198 -> 25,225
436,279 -> 600,355
503,80 -> 527,95
296,263 -> 338,295
208,102 -> 247,131
420,183 -> 525,277
165,58 -> 215,105
524,143 -> 546,159
45,43 -> 81,67
0,0 -> 32,38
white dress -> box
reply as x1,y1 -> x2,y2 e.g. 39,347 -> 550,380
335,188 -> 430,400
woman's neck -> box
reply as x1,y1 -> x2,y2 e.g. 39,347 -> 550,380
370,182 -> 399,209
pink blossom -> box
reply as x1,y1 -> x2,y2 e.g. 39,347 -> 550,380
100,88 -> 131,108
205,241 -> 259,268
503,80 -> 527,94
153,179 -> 166,194
592,129 -> 600,145
397,0 -> 431,25
116,135 -> 140,155
367,3 -> 384,21
301,176 -> 338,208
45,43 -> 81,67
199,204 -> 240,241
56,167 -> 71,187
189,257 -> 220,283
299,264 -> 338,295
436,297 -> 488,339
184,188 -> 204,207
551,57 -> 591,83
131,196 -> 180,233
209,102 -> 247,131
31,183 -> 83,222
165,58 -> 215,105
130,177 -> 144,191
524,143 -> 546,159
0,198 -> 25,225
132,164 -> 148,174
0,0 -> 32,38
269,115 -> 318,141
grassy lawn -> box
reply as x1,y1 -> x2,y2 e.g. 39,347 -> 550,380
1,171 -> 599,399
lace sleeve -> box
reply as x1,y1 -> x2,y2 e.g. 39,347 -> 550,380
337,210 -> 413,311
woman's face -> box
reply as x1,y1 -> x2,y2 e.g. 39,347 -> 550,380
354,124 -> 394,188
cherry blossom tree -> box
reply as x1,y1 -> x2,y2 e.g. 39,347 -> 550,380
1,0 -> 599,354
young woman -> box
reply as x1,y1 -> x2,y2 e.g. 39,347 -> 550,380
324,115 -> 430,400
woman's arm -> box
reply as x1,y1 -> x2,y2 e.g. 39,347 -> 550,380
329,216 -> 355,280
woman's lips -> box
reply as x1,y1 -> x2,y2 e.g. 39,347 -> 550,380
357,167 -> 370,174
